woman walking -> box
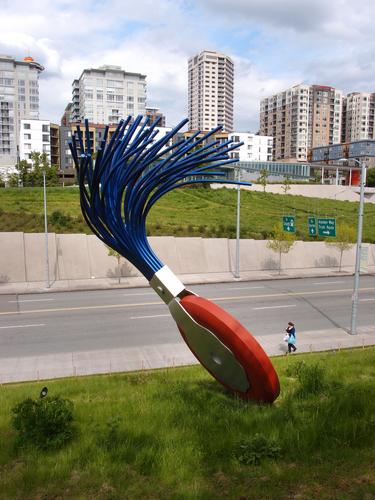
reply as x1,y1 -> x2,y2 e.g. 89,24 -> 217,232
286,321 -> 297,353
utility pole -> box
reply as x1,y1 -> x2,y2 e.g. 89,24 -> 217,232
43,170 -> 50,288
235,166 -> 241,279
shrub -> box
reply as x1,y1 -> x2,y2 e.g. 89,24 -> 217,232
235,433 -> 282,465
11,395 -> 75,450
288,361 -> 327,397
50,210 -> 72,228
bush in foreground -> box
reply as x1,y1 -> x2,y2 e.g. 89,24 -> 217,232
11,395 -> 75,450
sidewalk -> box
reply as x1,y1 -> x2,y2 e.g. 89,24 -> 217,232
0,326 -> 374,384
1,265 -> 374,295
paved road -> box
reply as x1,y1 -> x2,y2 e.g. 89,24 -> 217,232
0,275 -> 374,360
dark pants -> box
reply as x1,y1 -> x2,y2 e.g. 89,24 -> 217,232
288,343 -> 297,353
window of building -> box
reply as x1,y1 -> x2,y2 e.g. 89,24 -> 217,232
42,124 -> 49,132
0,78 -> 14,86
24,133 -> 31,140
23,123 -> 31,129
42,134 -> 50,142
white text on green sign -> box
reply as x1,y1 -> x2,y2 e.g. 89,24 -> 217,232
317,218 -> 336,237
283,216 -> 295,233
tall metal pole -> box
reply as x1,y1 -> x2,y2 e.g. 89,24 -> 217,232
234,166 -> 240,279
350,159 -> 366,335
43,170 -> 50,289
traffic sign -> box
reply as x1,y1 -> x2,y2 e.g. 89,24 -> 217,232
308,217 -> 317,236
317,218 -> 336,237
283,216 -> 295,233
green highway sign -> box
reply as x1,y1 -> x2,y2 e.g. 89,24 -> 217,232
317,218 -> 336,237
283,215 -> 296,233
308,217 -> 317,236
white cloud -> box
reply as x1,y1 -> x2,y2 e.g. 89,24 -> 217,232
233,56 -> 301,131
0,0 -> 374,132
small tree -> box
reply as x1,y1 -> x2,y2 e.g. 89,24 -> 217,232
366,168 -> 375,187
267,223 -> 295,275
107,246 -> 122,283
325,223 -> 356,272
7,172 -> 20,187
312,170 -> 322,184
11,153 -> 59,187
281,174 -> 291,194
258,168 -> 269,193
14,159 -> 31,186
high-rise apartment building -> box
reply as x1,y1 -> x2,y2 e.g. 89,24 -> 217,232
188,50 -> 234,132
342,92 -> 375,142
71,65 -> 147,125
0,55 -> 44,173
260,84 -> 342,161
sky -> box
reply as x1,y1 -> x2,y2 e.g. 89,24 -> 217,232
1,0 -> 375,132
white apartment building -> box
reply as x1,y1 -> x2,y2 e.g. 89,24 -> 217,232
229,132 -> 273,162
343,92 -> 375,142
19,119 -> 50,164
71,65 -> 147,125
188,50 -> 234,132
260,84 -> 342,161
0,55 -> 44,174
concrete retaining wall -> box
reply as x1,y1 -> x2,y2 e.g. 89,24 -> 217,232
0,232 -> 373,283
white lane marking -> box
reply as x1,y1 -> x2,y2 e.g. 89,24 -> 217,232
8,299 -> 55,303
252,304 -> 297,311
0,323 -> 45,330
228,286 -> 264,290
130,314 -> 170,320
2,287 -> 375,317
312,281 -> 343,285
124,292 -> 156,297
359,298 -> 375,301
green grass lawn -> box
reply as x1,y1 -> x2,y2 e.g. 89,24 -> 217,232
1,186 -> 375,242
1,348 -> 375,499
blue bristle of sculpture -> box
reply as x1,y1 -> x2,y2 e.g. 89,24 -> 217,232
69,116 -> 249,280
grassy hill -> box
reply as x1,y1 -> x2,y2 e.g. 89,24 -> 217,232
1,186 -> 375,242
0,348 -> 375,498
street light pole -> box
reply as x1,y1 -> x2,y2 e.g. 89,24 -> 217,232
350,158 -> 366,335
338,157 -> 366,335
43,170 -> 50,289
234,166 -> 241,279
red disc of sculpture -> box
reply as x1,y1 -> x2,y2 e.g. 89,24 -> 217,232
178,295 -> 280,403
